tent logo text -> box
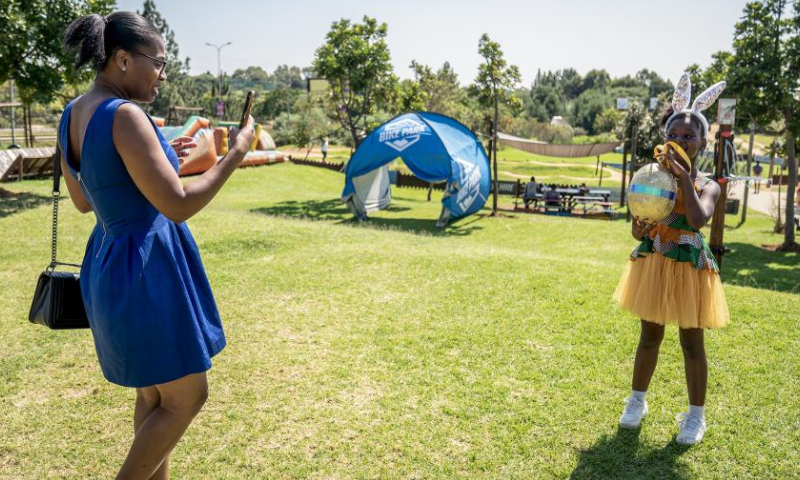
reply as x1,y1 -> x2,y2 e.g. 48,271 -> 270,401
379,118 -> 428,152
454,157 -> 483,212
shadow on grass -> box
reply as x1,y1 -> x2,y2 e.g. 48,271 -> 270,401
251,198 -> 352,221
250,198 -> 484,237
570,428 -> 691,480
722,242 -> 800,294
0,189 -> 51,219
367,214 -> 484,237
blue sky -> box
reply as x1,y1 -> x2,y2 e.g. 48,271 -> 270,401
116,0 -> 748,86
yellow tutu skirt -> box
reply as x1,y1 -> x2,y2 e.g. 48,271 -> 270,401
613,253 -> 729,329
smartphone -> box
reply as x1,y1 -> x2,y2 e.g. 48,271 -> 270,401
239,90 -> 255,129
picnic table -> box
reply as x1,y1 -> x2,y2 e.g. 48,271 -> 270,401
530,193 -> 572,213
588,189 -> 612,202
516,186 -> 615,219
572,196 -> 616,216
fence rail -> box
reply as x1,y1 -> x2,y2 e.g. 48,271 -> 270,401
288,156 -> 345,172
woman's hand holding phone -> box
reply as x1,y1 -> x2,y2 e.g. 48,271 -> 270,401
228,115 -> 255,159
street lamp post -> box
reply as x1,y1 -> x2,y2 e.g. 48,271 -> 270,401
205,41 -> 232,100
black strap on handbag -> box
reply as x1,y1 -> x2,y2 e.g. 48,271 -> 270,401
28,141 -> 89,329
50,142 -> 83,270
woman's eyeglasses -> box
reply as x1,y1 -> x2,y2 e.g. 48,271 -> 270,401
131,50 -> 167,76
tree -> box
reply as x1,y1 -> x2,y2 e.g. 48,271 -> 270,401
572,89 -> 613,134
0,0 -> 114,103
313,16 -> 396,147
271,65 -> 307,90
395,78 -> 428,113
614,95 -> 667,163
257,86 -> 303,120
409,60 -> 467,118
273,96 -> 333,158
526,70 -> 567,122
582,69 -> 611,92
593,108 -> 622,134
727,0 -> 799,249
230,66 -> 271,91
470,33 -> 522,215
560,68 -> 585,100
635,69 -> 674,98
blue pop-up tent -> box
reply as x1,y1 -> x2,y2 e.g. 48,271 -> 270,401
342,112 -> 491,226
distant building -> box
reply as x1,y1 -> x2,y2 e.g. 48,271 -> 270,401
550,116 -> 573,130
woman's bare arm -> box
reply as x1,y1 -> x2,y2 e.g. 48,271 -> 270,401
113,103 -> 254,223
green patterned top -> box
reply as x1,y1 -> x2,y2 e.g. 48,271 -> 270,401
630,175 -> 719,272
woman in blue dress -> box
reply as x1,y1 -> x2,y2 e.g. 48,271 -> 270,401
61,12 -> 254,479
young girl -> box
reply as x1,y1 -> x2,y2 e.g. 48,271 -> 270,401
613,74 -> 730,445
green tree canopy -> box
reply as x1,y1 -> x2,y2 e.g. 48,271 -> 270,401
0,0 -> 114,103
409,60 -> 467,118
725,0 -> 799,248
313,16 -> 396,146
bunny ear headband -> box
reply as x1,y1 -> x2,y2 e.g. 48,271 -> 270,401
665,73 -> 727,138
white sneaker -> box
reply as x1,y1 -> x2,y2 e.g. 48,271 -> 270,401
676,412 -> 706,445
619,397 -> 648,429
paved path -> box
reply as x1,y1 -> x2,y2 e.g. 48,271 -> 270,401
727,180 -> 791,216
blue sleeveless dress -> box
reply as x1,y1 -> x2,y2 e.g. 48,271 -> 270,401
59,98 -> 226,388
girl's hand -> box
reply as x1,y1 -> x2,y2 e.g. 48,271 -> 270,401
663,149 -> 690,180
170,136 -> 198,164
228,115 -> 256,156
632,217 -> 656,240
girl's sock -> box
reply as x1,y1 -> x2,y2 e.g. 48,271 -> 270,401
689,404 -> 705,418
631,390 -> 647,402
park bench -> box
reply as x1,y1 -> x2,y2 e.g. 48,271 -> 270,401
0,147 -> 56,182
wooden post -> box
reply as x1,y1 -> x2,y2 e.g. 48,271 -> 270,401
620,142 -> 628,207
739,125 -> 755,226
768,152 -> 776,185
775,164 -> 783,229
776,163 -> 783,231
710,125 -> 734,268
782,105 -> 798,247
9,80 -> 17,146
599,162 -> 604,186
626,119 -> 638,222
22,104 -> 29,148
492,98 -> 499,216
27,104 -> 34,147
595,155 -> 600,175
18,154 -> 24,181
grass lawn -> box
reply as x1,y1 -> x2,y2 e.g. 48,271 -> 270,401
1,164 -> 798,479
493,147 -> 626,187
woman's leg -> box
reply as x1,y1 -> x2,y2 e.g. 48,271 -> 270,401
679,328 -> 707,406
116,372 -> 209,480
133,387 -> 169,480
632,320 -> 665,392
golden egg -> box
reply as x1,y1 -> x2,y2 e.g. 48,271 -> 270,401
628,162 -> 677,223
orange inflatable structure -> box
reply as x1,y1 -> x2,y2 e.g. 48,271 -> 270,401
162,116 -> 285,176
240,150 -> 287,168
178,129 -> 218,176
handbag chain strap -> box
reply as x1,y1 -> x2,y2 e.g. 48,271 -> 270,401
49,138 -> 81,271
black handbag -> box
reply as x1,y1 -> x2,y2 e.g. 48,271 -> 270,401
28,143 -> 89,329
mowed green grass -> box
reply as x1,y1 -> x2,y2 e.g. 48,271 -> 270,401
493,147 -> 624,187
0,163 -> 798,480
